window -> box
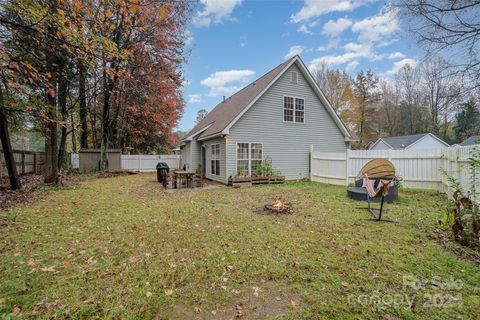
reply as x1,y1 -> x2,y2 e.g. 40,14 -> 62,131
251,143 -> 263,174
211,144 -> 220,175
236,143 -> 263,175
283,96 -> 294,122
295,98 -> 304,123
284,96 -> 304,123
236,143 -> 249,175
291,71 -> 298,83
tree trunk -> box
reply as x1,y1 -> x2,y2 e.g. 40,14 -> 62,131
70,111 -> 77,153
79,61 -> 88,149
44,0 -> 59,184
100,60 -> 111,171
58,73 -> 68,170
0,85 -> 22,190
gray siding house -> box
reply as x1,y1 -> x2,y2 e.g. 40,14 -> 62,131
369,133 -> 449,150
179,55 -> 354,184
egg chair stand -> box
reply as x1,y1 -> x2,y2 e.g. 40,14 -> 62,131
355,159 -> 399,223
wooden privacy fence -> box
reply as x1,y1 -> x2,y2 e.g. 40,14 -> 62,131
71,153 -> 181,172
0,150 -> 45,178
310,145 -> 480,198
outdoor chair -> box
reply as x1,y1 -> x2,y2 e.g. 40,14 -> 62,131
355,159 -> 398,222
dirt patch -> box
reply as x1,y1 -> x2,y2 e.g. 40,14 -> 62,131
164,282 -> 304,319
0,171 -> 83,211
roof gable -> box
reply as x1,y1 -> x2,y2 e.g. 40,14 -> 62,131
184,57 -> 295,140
460,135 -> 480,146
370,133 -> 449,149
183,55 -> 352,141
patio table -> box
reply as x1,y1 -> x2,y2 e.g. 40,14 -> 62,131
173,170 -> 195,188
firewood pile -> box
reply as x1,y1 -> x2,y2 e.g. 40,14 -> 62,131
254,199 -> 293,214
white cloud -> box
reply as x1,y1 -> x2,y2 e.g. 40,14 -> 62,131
298,24 -> 313,34
351,8 -> 400,44
291,0 -> 371,23
193,0 -> 243,27
309,42 -> 378,71
187,94 -> 203,104
308,6 -> 404,72
346,61 -> 359,72
285,45 -> 305,60
322,17 -> 352,37
387,58 -> 417,75
200,69 -> 255,96
387,52 -> 405,59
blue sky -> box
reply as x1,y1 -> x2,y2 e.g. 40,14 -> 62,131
179,0 -> 421,131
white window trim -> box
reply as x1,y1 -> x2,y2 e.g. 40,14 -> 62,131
235,142 -> 263,176
211,143 -> 220,176
283,95 -> 305,124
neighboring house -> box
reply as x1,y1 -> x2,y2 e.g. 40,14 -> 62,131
179,55 -> 354,184
369,133 -> 449,151
459,135 -> 480,146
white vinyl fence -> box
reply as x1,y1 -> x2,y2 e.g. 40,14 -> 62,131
310,145 -> 480,198
70,154 -> 181,171
121,154 -> 181,171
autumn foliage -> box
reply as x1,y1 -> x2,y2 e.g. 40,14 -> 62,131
0,0 -> 191,186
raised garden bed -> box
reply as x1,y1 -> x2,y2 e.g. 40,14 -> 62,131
228,176 -> 285,187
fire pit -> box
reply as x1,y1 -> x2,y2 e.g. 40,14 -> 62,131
254,199 -> 293,214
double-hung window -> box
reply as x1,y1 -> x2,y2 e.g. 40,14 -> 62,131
284,96 -> 304,123
211,144 -> 220,175
236,143 -> 263,175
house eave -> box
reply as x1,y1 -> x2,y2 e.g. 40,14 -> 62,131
182,124 -> 213,142
197,132 -> 226,142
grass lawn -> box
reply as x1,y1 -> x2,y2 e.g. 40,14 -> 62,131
1,173 -> 479,319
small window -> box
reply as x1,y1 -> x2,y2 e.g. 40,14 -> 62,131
211,144 -> 220,176
283,96 -> 294,122
291,71 -> 298,83
284,96 -> 304,123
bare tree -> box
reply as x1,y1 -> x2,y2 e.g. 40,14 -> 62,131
398,0 -> 480,90
378,80 -> 400,136
353,70 -> 380,147
421,57 -> 461,138
396,64 -> 423,134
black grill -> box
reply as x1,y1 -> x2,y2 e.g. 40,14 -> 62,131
156,162 -> 170,183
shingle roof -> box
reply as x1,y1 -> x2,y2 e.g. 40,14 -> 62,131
184,56 -> 297,140
380,133 -> 430,149
460,135 -> 480,146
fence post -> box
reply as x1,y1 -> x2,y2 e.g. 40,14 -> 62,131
33,152 -> 37,173
345,149 -> 351,185
309,144 -> 313,181
21,151 -> 25,174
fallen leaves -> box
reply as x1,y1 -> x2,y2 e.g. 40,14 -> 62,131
164,288 -> 173,296
235,303 -> 245,318
12,305 -> 22,316
27,258 -> 38,266
40,266 -> 56,273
